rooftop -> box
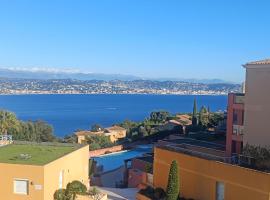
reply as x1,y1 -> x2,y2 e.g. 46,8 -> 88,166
75,130 -> 103,136
0,143 -> 83,165
160,137 -> 225,151
105,125 -> 126,131
244,59 -> 270,67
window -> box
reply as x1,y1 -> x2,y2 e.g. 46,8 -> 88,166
14,179 -> 28,195
216,182 -> 225,200
59,170 -> 64,189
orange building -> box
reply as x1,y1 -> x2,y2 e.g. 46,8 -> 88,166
152,59 -> 270,200
76,125 -> 127,144
0,143 -> 89,200
154,144 -> 270,200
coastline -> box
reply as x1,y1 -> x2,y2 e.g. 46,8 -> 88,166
0,93 -> 227,96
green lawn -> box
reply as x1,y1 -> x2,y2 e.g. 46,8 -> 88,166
0,144 -> 79,165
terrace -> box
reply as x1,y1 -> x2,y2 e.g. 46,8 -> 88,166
156,137 -> 254,167
0,142 -> 84,165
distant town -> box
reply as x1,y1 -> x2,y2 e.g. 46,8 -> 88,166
0,78 -> 241,95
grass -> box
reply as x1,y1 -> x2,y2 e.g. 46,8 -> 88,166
0,144 -> 79,165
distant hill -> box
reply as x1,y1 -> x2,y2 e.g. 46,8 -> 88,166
0,68 -> 141,81
0,67 -> 233,84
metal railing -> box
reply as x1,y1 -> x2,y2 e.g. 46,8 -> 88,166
0,135 -> 12,141
233,125 -> 244,136
162,144 -> 238,164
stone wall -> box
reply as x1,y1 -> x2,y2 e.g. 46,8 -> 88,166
89,145 -> 124,157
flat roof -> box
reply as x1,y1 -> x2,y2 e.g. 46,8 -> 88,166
0,143 -> 83,165
161,138 -> 225,151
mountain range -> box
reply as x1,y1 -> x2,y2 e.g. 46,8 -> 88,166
0,67 -> 231,84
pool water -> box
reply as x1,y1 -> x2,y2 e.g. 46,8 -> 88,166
92,145 -> 153,171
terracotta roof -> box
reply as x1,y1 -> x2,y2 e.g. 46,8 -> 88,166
75,131 -> 103,136
105,125 -> 126,131
245,59 -> 270,65
168,120 -> 183,125
175,114 -> 192,126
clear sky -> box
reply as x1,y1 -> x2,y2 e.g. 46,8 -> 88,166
0,0 -> 270,83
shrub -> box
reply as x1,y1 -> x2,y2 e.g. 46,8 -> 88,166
145,163 -> 153,173
53,189 -> 72,200
66,180 -> 87,200
89,187 -> 103,200
166,160 -> 179,200
154,187 -> 166,200
139,187 -> 166,200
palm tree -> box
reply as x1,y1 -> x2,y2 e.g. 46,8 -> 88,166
0,111 -> 18,135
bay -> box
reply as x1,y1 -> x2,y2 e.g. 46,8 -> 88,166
0,94 -> 227,137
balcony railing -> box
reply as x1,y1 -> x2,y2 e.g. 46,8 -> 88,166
234,94 -> 245,104
161,144 -> 238,164
233,125 -> 244,136
0,135 -> 13,146
0,135 -> 12,141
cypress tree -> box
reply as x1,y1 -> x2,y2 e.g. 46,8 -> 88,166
166,160 -> 179,200
192,98 -> 198,125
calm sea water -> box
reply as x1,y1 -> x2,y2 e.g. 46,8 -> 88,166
0,94 -> 227,137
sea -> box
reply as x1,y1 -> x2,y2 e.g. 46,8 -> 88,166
0,94 -> 227,137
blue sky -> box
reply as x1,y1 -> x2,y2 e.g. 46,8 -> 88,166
0,0 -> 270,83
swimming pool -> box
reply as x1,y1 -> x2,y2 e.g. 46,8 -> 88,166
92,145 -> 153,172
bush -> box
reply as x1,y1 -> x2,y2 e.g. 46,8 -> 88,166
166,160 -> 179,200
139,187 -> 166,200
242,144 -> 270,170
66,181 -> 87,200
154,188 -> 166,200
54,189 -> 72,200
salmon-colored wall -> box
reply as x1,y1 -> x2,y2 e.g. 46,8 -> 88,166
0,163 -> 44,200
154,147 -> 270,200
43,145 -> 89,200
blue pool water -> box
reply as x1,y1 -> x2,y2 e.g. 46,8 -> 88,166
92,145 -> 153,171
0,94 -> 227,137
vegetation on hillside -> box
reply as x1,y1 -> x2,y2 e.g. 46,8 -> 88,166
0,110 -> 56,142
86,134 -> 113,150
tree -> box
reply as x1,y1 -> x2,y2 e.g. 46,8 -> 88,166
66,181 -> 87,200
0,110 -> 56,142
150,111 -> 170,123
192,99 -> 198,126
198,106 -> 209,127
86,135 -> 113,150
0,110 -> 19,134
166,160 -> 179,200
91,124 -> 103,132
54,189 -> 72,200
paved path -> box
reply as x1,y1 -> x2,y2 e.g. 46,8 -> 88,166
97,187 -> 138,200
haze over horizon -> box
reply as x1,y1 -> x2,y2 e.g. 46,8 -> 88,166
1,0 -> 270,82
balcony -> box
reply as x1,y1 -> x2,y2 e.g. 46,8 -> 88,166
0,135 -> 13,146
233,125 -> 244,136
234,94 -> 245,104
157,143 -> 237,164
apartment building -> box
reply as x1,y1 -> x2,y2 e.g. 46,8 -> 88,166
0,142 -> 89,200
76,125 -> 127,144
152,59 -> 270,200
226,93 -> 245,156
243,59 -> 270,146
